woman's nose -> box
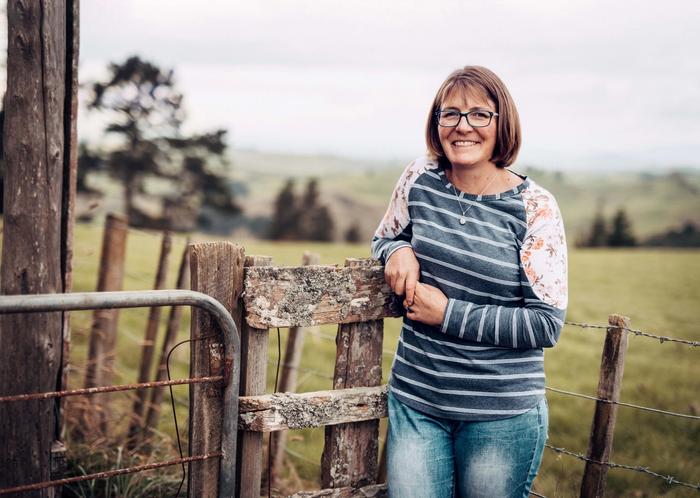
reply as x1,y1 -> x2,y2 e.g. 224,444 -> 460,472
456,114 -> 474,132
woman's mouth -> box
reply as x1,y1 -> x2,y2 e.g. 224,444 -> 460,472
452,140 -> 479,148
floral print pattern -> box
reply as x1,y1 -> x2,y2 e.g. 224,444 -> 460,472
521,184 -> 568,309
375,156 -> 439,238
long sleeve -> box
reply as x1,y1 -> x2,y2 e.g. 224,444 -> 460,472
371,157 -> 437,263
439,185 -> 568,349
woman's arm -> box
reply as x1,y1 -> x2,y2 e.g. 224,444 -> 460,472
408,187 -> 568,349
371,157 -> 436,305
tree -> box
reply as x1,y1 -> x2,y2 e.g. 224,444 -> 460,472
83,55 -> 239,230
268,178 -> 335,241
585,211 -> 608,247
608,208 -> 637,247
345,223 -> 362,243
269,179 -> 299,240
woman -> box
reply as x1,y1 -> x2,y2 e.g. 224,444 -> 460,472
372,66 -> 567,498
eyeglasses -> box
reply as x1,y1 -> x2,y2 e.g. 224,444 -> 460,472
435,109 -> 498,128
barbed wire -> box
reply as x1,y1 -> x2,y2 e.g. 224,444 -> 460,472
564,321 -> 699,347
545,445 -> 700,491
546,386 -> 700,420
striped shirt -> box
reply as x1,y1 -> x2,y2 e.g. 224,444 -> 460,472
372,156 -> 568,421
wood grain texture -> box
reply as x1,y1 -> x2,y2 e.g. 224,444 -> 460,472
236,255 -> 272,498
287,483 -> 387,498
0,1 -> 70,494
188,242 -> 243,498
321,259 -> 384,489
271,252 -> 321,487
239,385 -> 388,432
580,314 -> 630,498
243,260 -> 403,328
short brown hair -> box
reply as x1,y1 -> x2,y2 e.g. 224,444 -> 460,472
425,66 -> 521,168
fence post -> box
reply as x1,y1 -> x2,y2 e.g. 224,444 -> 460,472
321,258 -> 384,488
236,255 -> 273,498
580,314 -> 630,498
188,241 -> 244,498
270,252 -> 320,487
127,231 -> 172,447
81,213 -> 128,435
142,240 -> 190,444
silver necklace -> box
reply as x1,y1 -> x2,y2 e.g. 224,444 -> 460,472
449,172 -> 499,225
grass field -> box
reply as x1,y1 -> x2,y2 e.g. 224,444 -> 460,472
62,222 -> 699,497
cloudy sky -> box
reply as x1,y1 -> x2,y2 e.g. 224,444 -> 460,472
4,1 -> 700,169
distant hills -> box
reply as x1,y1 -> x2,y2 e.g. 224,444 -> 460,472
230,149 -> 700,244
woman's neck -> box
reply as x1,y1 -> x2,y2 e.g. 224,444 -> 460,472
446,163 -> 516,195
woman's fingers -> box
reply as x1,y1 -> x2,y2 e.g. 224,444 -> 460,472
404,272 -> 417,306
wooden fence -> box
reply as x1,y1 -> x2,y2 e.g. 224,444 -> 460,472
188,240 -> 630,498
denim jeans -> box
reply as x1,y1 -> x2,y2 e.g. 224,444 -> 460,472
386,391 -> 548,498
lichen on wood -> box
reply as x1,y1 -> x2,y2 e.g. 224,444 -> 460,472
239,385 -> 388,432
243,261 -> 403,328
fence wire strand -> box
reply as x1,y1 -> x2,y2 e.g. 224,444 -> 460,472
545,445 -> 700,491
565,321 -> 699,347
546,386 -> 700,420
0,453 -> 222,496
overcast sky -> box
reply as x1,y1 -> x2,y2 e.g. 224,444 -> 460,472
4,1 -> 700,169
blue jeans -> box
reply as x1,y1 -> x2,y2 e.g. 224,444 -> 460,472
386,391 -> 548,498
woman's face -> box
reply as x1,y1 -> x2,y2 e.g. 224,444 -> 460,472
438,87 -> 498,170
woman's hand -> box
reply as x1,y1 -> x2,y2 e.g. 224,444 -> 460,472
385,247 -> 420,306
405,282 -> 449,327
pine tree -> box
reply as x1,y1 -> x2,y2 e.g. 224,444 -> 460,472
269,179 -> 300,240
608,208 -> 637,247
586,211 -> 608,247
345,223 -> 362,243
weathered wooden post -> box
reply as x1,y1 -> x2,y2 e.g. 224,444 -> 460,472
580,314 -> 630,498
270,252 -> 320,485
237,255 -> 273,498
142,241 -> 190,443
0,0 -> 79,493
127,231 -> 172,446
321,258 -> 384,488
188,241 -> 244,497
81,213 -> 128,434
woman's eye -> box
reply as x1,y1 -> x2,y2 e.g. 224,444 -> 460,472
472,111 -> 490,119
443,111 -> 460,118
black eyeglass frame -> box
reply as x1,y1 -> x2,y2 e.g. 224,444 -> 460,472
434,109 -> 499,128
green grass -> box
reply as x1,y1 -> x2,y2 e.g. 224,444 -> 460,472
65,224 -> 699,497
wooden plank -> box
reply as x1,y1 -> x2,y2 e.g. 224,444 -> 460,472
127,231 -> 172,447
271,251 -> 321,486
0,0 -> 70,493
239,386 -> 388,432
243,261 -> 403,328
580,314 -> 630,498
236,255 -> 272,498
287,483 -> 387,498
187,242 -> 243,498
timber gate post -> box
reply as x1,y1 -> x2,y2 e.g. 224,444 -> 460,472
188,242 -> 244,497
580,314 -> 630,498
128,231 -> 172,447
236,255 -> 273,498
81,213 -> 128,435
0,0 -> 79,494
270,251 -> 320,487
321,258 -> 384,488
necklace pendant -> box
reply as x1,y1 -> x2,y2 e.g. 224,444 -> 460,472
459,217 -> 467,225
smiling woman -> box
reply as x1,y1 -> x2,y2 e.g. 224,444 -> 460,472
372,66 -> 567,498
